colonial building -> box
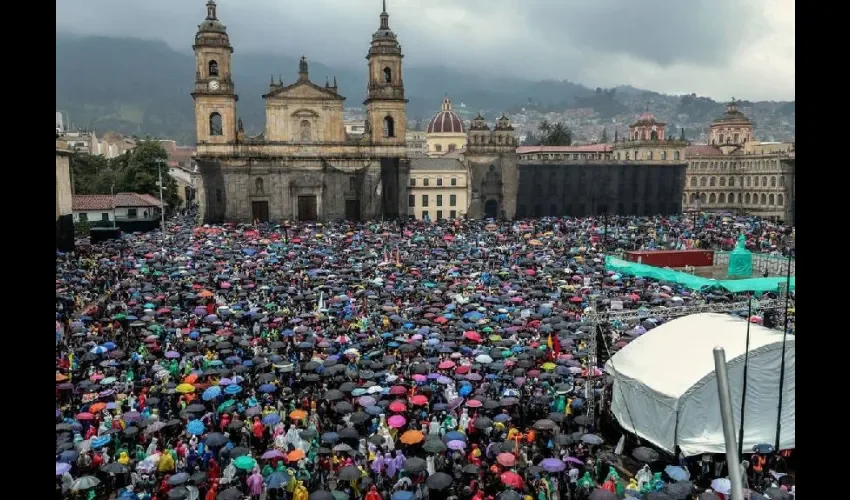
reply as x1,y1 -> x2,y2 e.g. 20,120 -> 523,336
56,143 -> 74,252
513,110 -> 688,217
405,130 -> 428,157
684,100 -> 795,223
464,113 -> 519,219
192,0 -> 409,223
407,158 -> 469,220
426,98 -> 467,157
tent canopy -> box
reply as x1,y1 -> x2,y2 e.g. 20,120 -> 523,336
605,313 -> 795,457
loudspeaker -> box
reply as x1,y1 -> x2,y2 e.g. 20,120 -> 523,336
56,214 -> 74,252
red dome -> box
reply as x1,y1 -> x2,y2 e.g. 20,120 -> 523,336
427,97 -> 466,134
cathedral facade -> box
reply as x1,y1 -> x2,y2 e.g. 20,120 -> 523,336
192,1 -> 409,223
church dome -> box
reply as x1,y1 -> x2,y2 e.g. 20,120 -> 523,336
427,98 -> 466,134
631,110 -> 663,127
196,1 -> 228,37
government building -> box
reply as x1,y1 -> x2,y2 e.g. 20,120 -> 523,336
192,0 -> 409,222
683,100 -> 795,224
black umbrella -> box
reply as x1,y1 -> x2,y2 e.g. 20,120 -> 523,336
423,439 -> 447,453
403,457 -> 426,473
646,493 -> 673,500
101,462 -> 128,474
426,472 -> 453,490
168,487 -> 190,500
337,465 -> 361,481
205,432 -> 228,447
632,446 -> 660,463
217,487 -> 242,500
311,491 -> 334,500
588,490 -> 617,500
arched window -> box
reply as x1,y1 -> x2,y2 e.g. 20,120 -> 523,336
760,193 -> 767,205
661,151 -> 667,160
779,175 -> 785,186
300,120 -> 311,141
755,177 -> 761,186
699,177 -> 707,187
709,193 -> 716,204
769,194 -> 775,205
674,151 -> 680,160
709,177 -> 716,187
448,144 -> 457,152
770,176 -> 777,187
383,67 -> 392,83
683,195 -> 688,206
690,177 -> 697,187
255,177 -> 264,194
778,194 -> 784,205
746,176 -> 752,187
719,134 -> 724,143
699,193 -> 706,204
719,193 -> 726,203
209,60 -> 219,77
689,193 -> 697,203
435,144 -> 442,152
719,177 -> 726,187
761,176 -> 768,186
650,130 -> 658,140
737,193 -> 742,203
745,193 -> 751,204
625,152 -> 630,160
209,112 -> 222,136
729,177 -> 735,187
729,192 -> 734,204
383,116 -> 395,138
648,151 -> 653,160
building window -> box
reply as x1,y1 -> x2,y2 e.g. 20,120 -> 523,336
209,112 -> 223,136
78,212 -> 88,222
729,177 -> 735,187
648,151 -> 653,160
421,195 -> 429,207
760,193 -> 767,205
383,66 -> 392,83
719,193 -> 726,203
674,151 -> 680,160
208,60 -> 219,77
383,116 -> 395,138
746,176 -> 752,187
436,210 -> 443,220
408,194 -> 415,207
435,144 -> 442,152
719,177 -> 726,187
733,133 -> 739,142
625,152 -> 630,160
718,134 -> 724,143
709,177 -> 716,187
450,177 -> 457,186
661,151 -> 666,160
300,120 -> 311,141
101,213 -> 109,221
709,193 -> 716,204
779,175 -> 785,187
127,208 -> 138,219
770,176 -> 777,187
699,177 -> 707,187
762,176 -> 768,186
754,177 -> 759,187
436,177 -> 443,186
349,176 -> 357,192
448,144 -> 457,152
436,195 -> 443,206
769,194 -> 775,205
449,194 -> 457,207
410,178 -> 416,187
634,151 -> 639,160
423,178 -> 430,187
450,210 -> 457,218
778,194 -> 784,205
690,177 -> 697,187
421,211 -> 429,220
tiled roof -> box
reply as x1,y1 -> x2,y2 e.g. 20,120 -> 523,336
516,144 -> 612,154
72,195 -> 114,211
685,145 -> 724,156
72,192 -> 164,211
409,158 -> 466,172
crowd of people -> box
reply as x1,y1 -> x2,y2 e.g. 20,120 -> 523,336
56,213 -> 795,500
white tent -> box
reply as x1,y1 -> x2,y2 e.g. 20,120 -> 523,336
604,313 -> 794,457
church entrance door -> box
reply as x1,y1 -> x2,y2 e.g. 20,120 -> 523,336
484,199 -> 499,219
345,200 -> 360,221
251,201 -> 269,222
298,195 -> 318,221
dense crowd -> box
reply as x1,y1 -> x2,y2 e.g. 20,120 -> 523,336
56,213 -> 795,500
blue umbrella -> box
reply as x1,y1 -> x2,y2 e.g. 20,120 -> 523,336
102,342 -> 117,350
224,384 -> 242,395
266,471 -> 289,489
92,435 -> 111,448
58,450 -> 78,463
262,414 -> 281,425
186,420 -> 205,435
393,492 -> 414,500
90,346 -> 108,355
443,431 -> 466,442
664,465 -> 690,482
202,386 -> 222,401
258,384 -> 276,393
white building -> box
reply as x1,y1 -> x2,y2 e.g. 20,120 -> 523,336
72,192 -> 164,225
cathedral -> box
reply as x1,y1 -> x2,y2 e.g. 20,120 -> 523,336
192,0 -> 409,223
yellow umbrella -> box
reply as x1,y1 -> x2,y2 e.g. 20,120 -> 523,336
176,383 -> 196,394
541,362 -> 557,371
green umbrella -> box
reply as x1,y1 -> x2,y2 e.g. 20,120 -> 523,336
217,399 -> 237,413
112,313 -> 127,321
233,455 -> 257,470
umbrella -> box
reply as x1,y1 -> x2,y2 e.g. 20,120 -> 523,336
500,471 -> 524,489
710,478 -> 732,496
632,446 -> 660,462
71,476 -> 101,491
205,432 -> 228,447
233,455 -> 257,470
581,433 -> 603,445
337,466 -> 361,481
56,462 -> 72,476
403,457 -> 426,472
217,487 -> 242,500
538,458 -> 566,472
496,453 -> 516,467
186,420 -> 205,436
426,472 -> 453,490
423,439 -> 447,453
664,465 -> 690,482
400,430 -> 425,445
588,491 -> 616,500
168,473 -> 190,486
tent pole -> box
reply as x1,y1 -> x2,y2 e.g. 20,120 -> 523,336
775,254 -> 792,450
714,347 -> 745,500
738,297 -> 752,456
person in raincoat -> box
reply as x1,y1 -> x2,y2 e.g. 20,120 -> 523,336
293,480 -> 308,500
576,472 -> 594,490
158,449 -> 175,473
247,467 -> 265,500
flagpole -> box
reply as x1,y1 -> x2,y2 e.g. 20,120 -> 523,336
738,296 -> 752,456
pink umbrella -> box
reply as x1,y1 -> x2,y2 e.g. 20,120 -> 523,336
497,453 -> 516,467
388,415 -> 406,428
438,360 -> 456,370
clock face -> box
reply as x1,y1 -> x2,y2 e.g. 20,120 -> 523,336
208,80 -> 220,91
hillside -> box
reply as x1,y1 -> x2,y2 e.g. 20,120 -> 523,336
56,35 -> 795,144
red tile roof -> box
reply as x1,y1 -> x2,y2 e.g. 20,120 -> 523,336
72,195 -> 114,211
685,145 -> 723,156
72,192 -> 164,211
516,144 -> 612,154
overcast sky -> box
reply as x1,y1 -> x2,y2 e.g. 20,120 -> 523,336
56,0 -> 794,101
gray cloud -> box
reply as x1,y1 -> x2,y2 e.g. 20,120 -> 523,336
55,0 -> 794,101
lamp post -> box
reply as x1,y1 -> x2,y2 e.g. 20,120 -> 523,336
110,183 -> 117,228
156,158 -> 167,250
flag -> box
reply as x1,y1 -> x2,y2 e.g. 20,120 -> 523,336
375,179 -> 383,196
552,335 -> 562,356
547,332 -> 553,350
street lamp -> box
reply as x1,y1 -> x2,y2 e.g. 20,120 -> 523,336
110,183 -> 117,228
156,158 -> 167,249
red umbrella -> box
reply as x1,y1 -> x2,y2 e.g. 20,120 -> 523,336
76,412 -> 95,421
389,401 -> 407,413
463,331 -> 482,342
496,453 -> 516,467
410,394 -> 429,406
389,386 -> 407,395
438,360 -> 456,370
501,471 -> 524,489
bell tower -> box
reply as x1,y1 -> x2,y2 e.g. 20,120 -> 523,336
191,0 -> 238,145
364,0 -> 407,146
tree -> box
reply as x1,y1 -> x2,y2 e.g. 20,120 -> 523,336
120,140 -> 180,209
538,122 -> 572,146
600,128 -> 609,144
